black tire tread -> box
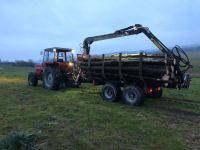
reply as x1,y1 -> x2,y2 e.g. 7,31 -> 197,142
43,67 -> 61,90
28,72 -> 38,86
101,82 -> 121,102
122,85 -> 144,106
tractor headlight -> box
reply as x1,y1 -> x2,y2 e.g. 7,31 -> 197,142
69,62 -> 74,67
71,49 -> 75,54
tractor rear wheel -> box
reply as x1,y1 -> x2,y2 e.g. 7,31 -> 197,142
28,72 -> 38,86
122,85 -> 144,106
43,67 -> 61,90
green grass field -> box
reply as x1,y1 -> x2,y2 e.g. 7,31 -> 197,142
188,51 -> 200,77
0,65 -> 200,150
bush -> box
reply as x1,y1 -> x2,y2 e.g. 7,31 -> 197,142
0,130 -> 39,150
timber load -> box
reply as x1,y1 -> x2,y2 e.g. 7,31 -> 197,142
79,52 -> 178,88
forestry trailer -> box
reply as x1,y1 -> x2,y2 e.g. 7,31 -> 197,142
78,24 -> 192,106
28,47 -> 81,90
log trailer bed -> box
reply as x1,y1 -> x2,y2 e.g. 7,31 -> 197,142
78,24 -> 192,106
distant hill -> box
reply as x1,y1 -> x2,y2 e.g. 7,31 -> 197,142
103,45 -> 200,55
183,45 -> 200,52
183,46 -> 200,60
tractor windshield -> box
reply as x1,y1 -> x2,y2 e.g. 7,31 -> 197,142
44,51 -> 55,62
57,52 -> 66,62
57,52 -> 73,62
66,52 -> 73,62
43,50 -> 73,62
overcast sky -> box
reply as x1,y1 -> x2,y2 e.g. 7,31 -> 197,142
0,0 -> 200,61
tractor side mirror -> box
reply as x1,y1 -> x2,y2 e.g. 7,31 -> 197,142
40,51 -> 43,56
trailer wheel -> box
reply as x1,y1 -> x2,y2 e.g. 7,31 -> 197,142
43,67 -> 61,90
122,85 -> 144,106
28,72 -> 38,86
101,83 -> 121,102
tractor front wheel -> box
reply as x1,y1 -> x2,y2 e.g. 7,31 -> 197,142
28,72 -> 38,86
43,67 -> 61,90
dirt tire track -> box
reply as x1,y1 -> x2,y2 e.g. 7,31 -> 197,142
161,97 -> 200,106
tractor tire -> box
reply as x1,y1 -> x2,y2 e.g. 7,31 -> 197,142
28,72 -> 38,86
122,85 -> 144,106
43,67 -> 61,90
101,82 -> 121,102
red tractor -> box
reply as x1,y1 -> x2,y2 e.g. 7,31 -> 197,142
28,47 -> 81,90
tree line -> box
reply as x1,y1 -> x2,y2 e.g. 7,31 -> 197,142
0,59 -> 35,67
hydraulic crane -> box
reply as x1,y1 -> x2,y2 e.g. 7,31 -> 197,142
82,24 -> 192,89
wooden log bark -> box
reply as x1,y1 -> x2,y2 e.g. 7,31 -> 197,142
79,53 -> 175,83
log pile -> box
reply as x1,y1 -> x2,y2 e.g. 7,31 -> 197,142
78,52 -> 177,84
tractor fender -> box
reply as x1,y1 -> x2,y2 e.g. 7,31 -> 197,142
35,64 -> 43,78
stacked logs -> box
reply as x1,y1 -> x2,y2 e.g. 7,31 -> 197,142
79,53 -> 176,83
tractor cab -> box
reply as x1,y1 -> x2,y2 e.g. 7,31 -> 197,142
41,47 -> 75,75
43,47 -> 74,63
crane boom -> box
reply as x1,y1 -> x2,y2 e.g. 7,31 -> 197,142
83,24 -> 173,58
